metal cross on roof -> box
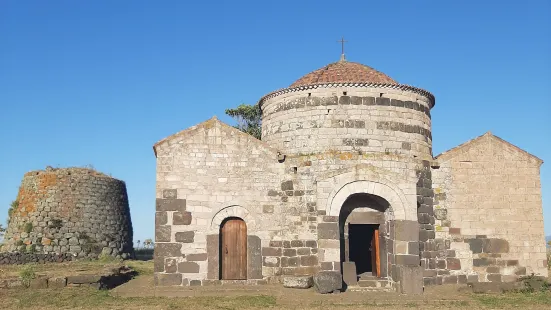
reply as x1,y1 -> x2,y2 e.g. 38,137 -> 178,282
338,37 -> 348,61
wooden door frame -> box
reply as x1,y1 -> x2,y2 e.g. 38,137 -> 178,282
219,217 -> 247,280
373,228 -> 381,277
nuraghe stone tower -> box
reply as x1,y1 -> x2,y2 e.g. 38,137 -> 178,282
2,167 -> 134,259
153,54 -> 547,293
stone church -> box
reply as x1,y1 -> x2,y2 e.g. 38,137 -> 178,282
152,53 -> 547,293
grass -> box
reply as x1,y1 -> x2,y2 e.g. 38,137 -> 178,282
472,291 -> 551,308
0,288 -> 277,310
0,284 -> 550,309
0,259 -> 153,279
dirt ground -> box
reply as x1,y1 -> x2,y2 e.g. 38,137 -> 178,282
1,260 -> 550,309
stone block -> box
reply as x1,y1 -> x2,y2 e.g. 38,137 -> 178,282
160,258 -> 175,273
394,220 -> 419,242
281,180 -> 293,191
155,212 -> 167,226
321,262 -> 333,270
483,239 -> 509,253
155,273 -> 182,286
281,257 -> 299,267
446,258 -> 461,270
175,231 -> 194,243
173,212 -> 192,225
318,223 -> 339,240
178,262 -> 200,273
156,198 -> 186,212
47,277 -> 67,289
300,255 -> 318,266
154,255 -> 165,272
283,276 -> 313,289
305,240 -> 317,248
248,235 -> 263,279
262,247 -> 282,256
189,280 -> 202,286
443,275 -> 457,284
408,242 -> 419,255
468,239 -> 483,253
155,225 -> 171,242
207,235 -> 219,279
187,253 -> 208,261
397,266 -> 423,295
263,256 -> 280,267
342,262 -> 357,286
434,209 -> 447,220
322,216 -> 338,223
487,274 -> 501,282
313,271 -> 342,294
395,255 -> 420,266
67,275 -> 101,284
29,277 -> 48,289
283,249 -> 297,257
262,205 -> 274,213
162,189 -> 177,199
155,243 -> 183,257
486,266 -> 500,273
339,96 -> 350,105
297,248 -> 310,255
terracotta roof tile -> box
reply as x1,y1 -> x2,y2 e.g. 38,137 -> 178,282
290,60 -> 397,88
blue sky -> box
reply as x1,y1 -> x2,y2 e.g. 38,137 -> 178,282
1,1 -> 550,244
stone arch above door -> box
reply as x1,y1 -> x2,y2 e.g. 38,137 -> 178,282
326,180 -> 412,221
210,205 -> 256,232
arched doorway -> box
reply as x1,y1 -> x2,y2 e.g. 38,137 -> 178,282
219,217 -> 247,280
339,193 -> 390,281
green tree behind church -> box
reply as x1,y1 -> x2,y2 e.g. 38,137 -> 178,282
225,103 -> 262,140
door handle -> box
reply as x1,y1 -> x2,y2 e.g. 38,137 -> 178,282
225,245 -> 228,254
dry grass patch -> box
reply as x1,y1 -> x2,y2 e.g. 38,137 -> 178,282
0,259 -> 153,280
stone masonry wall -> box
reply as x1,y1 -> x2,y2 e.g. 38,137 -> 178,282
153,117 -> 288,286
2,167 -> 133,259
261,86 -> 433,159
153,116 -> 426,287
431,133 -> 548,283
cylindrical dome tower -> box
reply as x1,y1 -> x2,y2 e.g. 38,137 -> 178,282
2,167 -> 133,259
259,58 -> 435,159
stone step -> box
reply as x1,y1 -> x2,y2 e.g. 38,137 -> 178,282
347,282 -> 394,292
358,274 -> 379,281
357,279 -> 392,289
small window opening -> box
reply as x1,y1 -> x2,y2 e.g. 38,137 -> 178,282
293,167 -> 298,173
379,93 -> 384,97
343,91 -> 347,95
308,93 -> 311,97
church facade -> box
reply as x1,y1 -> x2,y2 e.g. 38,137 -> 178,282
152,56 -> 547,293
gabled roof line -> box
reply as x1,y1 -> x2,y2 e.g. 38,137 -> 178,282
152,116 -> 278,158
435,131 -> 543,164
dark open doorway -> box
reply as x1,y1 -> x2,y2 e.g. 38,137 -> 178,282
348,224 -> 380,277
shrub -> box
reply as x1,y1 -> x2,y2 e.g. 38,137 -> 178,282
19,265 -> 36,287
517,273 -> 551,293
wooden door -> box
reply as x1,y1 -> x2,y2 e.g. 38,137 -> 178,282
221,218 -> 247,280
371,228 -> 381,277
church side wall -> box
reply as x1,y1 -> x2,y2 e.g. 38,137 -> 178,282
261,86 -> 433,159
431,137 -> 548,284
153,120 -> 289,286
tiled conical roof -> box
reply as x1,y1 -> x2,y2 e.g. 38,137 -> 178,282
290,59 -> 397,88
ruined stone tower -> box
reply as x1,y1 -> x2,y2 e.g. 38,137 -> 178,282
153,54 -> 547,292
2,167 -> 134,259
